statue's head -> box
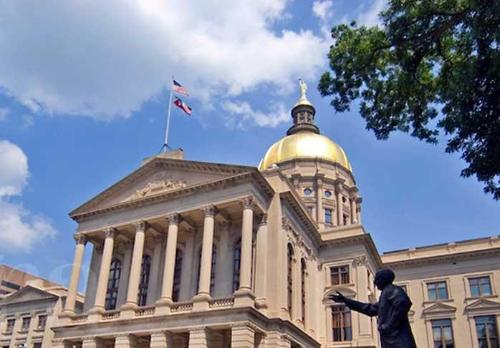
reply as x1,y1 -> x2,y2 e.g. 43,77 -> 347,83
374,268 -> 395,290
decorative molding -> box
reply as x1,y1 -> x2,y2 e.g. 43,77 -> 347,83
126,173 -> 187,201
241,196 -> 255,210
353,255 -> 368,267
104,227 -> 117,239
166,213 -> 180,226
259,213 -> 268,226
73,233 -> 87,245
202,205 -> 216,217
134,220 -> 148,232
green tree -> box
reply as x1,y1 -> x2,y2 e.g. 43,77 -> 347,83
319,0 -> 500,199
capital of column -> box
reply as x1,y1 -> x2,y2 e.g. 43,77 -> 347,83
202,205 -> 216,217
166,213 -> 180,226
134,220 -> 148,232
335,180 -> 345,192
104,227 -> 117,239
259,213 -> 268,226
240,196 -> 255,210
73,233 -> 88,245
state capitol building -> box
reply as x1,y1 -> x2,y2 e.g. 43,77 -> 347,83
4,87 -> 498,348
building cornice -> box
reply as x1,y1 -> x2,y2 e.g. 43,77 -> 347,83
320,233 -> 383,268
384,247 -> 500,268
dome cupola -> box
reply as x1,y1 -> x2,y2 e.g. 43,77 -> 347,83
258,80 -> 351,171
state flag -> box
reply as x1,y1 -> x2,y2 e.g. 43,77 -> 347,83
173,97 -> 192,116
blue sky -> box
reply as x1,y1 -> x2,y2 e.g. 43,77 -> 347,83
0,0 -> 498,286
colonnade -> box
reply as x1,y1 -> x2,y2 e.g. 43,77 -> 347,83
63,198 -> 258,316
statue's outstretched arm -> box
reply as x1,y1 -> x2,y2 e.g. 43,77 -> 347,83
344,297 -> 379,317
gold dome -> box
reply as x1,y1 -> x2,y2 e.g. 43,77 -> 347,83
258,131 -> 352,171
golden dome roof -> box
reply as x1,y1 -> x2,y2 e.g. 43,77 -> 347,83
258,131 -> 352,171
258,79 -> 352,171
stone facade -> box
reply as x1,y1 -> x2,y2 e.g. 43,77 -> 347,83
4,88 -> 499,348
0,281 -> 83,348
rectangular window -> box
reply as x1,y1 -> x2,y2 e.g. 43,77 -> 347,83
37,315 -> 47,330
475,316 -> 499,348
6,318 -> 15,333
427,281 -> 449,301
33,343 -> 42,348
470,276 -> 492,297
324,208 -> 333,224
21,317 -> 31,331
431,319 -> 454,348
332,306 -> 352,341
330,266 -> 349,285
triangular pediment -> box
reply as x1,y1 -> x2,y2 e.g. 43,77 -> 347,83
422,302 -> 457,315
465,298 -> 500,312
1,286 -> 58,305
70,157 -> 265,218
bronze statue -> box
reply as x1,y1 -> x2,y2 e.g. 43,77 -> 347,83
330,268 -> 417,348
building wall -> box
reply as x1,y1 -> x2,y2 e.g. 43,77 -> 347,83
383,237 -> 500,348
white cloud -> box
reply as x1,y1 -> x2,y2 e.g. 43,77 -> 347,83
0,201 -> 56,252
0,140 -> 28,196
0,0 -> 327,126
0,140 -> 56,252
222,101 -> 289,128
357,0 -> 386,27
313,1 -> 333,21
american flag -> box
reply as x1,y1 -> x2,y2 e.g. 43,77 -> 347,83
172,79 -> 189,96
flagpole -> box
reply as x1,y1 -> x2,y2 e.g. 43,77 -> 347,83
162,85 -> 174,152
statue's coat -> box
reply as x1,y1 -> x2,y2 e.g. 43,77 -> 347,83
344,270 -> 417,348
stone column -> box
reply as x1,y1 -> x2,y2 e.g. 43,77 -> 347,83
355,256 -> 372,343
180,230 -> 195,300
64,233 -> 87,314
254,214 -> 268,309
231,324 -> 255,348
336,183 -> 344,226
195,206 -> 215,301
92,228 -> 116,312
147,234 -> 164,305
115,335 -> 136,348
82,337 -> 103,348
351,197 -> 358,224
83,244 -> 102,312
356,197 -> 362,224
123,221 -> 147,310
158,214 -> 179,304
116,242 -> 133,307
150,331 -> 173,348
188,328 -> 208,348
316,176 -> 324,224
238,197 -> 254,292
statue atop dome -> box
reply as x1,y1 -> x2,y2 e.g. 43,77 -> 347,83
294,78 -> 313,108
299,78 -> 307,99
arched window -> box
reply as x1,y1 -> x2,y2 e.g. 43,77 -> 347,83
287,243 -> 294,314
172,249 -> 183,302
301,258 -> 307,323
332,305 -> 352,341
196,245 -> 217,296
232,239 -> 241,292
137,254 -> 151,306
105,258 -> 121,310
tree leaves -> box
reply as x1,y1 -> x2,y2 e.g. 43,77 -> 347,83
319,0 -> 500,199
